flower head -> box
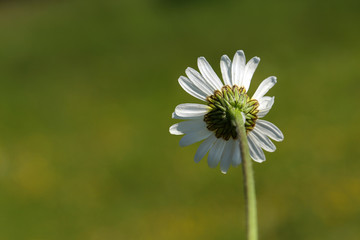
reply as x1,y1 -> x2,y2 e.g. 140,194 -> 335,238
170,50 -> 284,173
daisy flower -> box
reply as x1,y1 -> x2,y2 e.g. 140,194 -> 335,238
170,50 -> 284,173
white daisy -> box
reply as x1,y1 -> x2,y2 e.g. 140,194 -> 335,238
170,50 -> 284,174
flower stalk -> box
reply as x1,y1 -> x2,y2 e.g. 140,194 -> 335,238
229,108 -> 258,240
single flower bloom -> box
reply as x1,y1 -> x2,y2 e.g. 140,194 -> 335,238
170,50 -> 284,173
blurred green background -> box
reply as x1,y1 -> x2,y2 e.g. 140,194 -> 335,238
0,0 -> 359,239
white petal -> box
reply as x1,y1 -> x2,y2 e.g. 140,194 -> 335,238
231,50 -> 246,86
220,55 -> 232,86
247,134 -> 266,163
197,57 -> 223,90
169,123 -> 183,135
194,134 -> 217,163
252,76 -> 277,100
257,96 -> 275,118
186,67 -> 214,95
231,139 -> 242,166
258,109 -> 271,118
207,138 -> 226,168
255,120 -> 284,142
175,103 -> 209,118
243,57 -> 260,92
169,120 -> 206,135
178,76 -> 207,101
172,112 -> 203,120
220,140 -> 234,174
179,129 -> 212,147
258,96 -> 274,110
249,129 -> 276,152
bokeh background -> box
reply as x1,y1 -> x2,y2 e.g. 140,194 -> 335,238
0,0 -> 359,239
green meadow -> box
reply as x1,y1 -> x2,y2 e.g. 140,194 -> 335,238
0,0 -> 359,239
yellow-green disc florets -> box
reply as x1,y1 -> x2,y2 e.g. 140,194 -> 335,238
204,85 -> 259,140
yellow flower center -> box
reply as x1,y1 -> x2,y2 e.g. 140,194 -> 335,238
204,85 -> 259,140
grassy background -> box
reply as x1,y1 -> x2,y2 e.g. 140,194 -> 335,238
0,0 -> 359,239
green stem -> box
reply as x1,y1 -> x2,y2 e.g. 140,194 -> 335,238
229,109 -> 258,240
